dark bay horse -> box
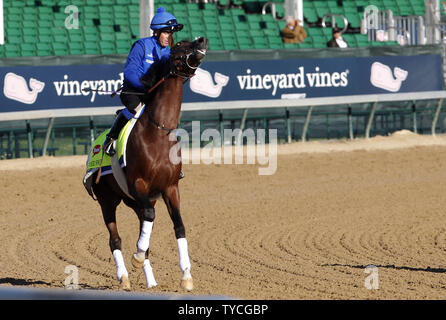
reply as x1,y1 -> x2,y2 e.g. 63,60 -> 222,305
92,37 -> 209,291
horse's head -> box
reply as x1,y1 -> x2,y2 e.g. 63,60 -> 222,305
169,37 -> 209,79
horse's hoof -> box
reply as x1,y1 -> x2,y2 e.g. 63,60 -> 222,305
119,275 -> 131,291
181,277 -> 194,292
131,252 -> 145,269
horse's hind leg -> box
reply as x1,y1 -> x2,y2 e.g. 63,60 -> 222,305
162,185 -> 193,291
96,190 -> 130,290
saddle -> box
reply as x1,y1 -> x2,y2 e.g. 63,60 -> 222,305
83,105 -> 145,200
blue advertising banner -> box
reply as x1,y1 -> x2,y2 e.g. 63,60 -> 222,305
0,54 -> 442,114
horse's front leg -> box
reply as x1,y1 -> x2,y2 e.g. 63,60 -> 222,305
130,183 -> 158,288
126,196 -> 158,288
163,184 -> 193,291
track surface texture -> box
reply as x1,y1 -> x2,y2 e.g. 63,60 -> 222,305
1,130 -> 446,299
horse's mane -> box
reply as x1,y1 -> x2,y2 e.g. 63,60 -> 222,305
139,39 -> 193,90
139,57 -> 171,91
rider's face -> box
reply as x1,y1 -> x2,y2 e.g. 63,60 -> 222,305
158,31 -> 172,47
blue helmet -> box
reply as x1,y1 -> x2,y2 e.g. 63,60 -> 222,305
150,7 -> 183,32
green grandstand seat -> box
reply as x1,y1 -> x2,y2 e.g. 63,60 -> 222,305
205,30 -> 221,39
130,24 -> 140,37
37,43 -> 52,52
38,27 -> 52,37
53,43 -> 68,56
220,30 -> 236,39
204,21 -> 219,32
4,44 -> 20,58
37,19 -> 52,28
85,42 -> 100,54
398,6 -> 414,16
6,35 -> 22,45
263,28 -> 280,37
71,0 -> 86,5
116,40 -> 131,54
68,31 -> 83,43
321,27 -> 332,37
342,34 -> 357,46
249,29 -> 264,37
222,36 -> 236,44
412,5 -> 424,15
23,35 -> 36,44
20,43 -> 36,56
100,42 -> 116,54
252,36 -> 268,49
260,14 -> 276,23
116,32 -> 130,41
5,20 -> 21,29
269,42 -> 283,49
345,13 -> 361,28
7,7 -> 22,16
100,33 -> 115,42
38,34 -> 52,43
311,35 -> 326,46
246,14 -> 262,23
283,43 -> 300,49
68,42 -> 84,55
6,27 -> 21,37
343,6 -> 358,14
307,28 -> 324,36
172,4 -> 187,13
210,42 -> 224,50
84,33 -> 98,42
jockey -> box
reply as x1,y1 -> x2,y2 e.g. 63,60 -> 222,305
103,7 -> 183,157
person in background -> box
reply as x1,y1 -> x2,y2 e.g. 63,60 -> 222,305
327,27 -> 349,48
281,17 -> 307,44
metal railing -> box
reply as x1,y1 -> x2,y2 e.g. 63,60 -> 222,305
2,91 -> 446,158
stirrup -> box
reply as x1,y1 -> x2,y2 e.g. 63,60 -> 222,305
103,137 -> 116,156
179,171 -> 185,180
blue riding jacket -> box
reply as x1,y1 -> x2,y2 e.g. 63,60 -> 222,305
123,36 -> 171,91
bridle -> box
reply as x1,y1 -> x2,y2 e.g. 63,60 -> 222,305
168,43 -> 206,80
147,41 -> 207,134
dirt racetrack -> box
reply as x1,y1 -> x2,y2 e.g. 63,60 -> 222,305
1,130 -> 446,299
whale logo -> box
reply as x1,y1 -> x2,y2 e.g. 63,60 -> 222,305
370,62 -> 408,92
189,68 -> 229,98
3,72 -> 45,104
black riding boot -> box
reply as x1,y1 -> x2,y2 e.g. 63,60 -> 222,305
103,112 -> 128,156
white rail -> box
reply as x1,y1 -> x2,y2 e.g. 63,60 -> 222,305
1,91 -> 445,156
1,91 -> 446,121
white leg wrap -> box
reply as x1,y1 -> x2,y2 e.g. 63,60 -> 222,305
177,238 -> 191,273
112,249 -> 128,281
137,221 -> 153,253
143,259 -> 158,288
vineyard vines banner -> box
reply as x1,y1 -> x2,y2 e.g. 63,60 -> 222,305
0,54 -> 442,113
